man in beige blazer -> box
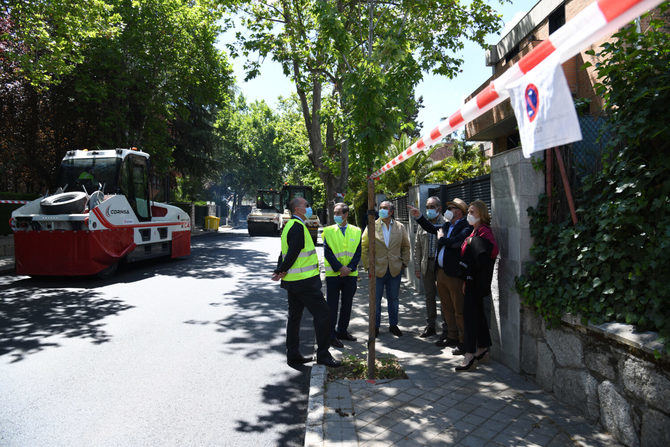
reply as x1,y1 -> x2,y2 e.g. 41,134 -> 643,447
362,201 -> 411,337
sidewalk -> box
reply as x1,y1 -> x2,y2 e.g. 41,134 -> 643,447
0,226 -> 229,275
307,276 -> 621,447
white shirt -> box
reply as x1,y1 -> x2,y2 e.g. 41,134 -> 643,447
382,219 -> 393,247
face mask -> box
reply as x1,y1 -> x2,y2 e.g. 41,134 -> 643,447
467,214 -> 479,225
379,209 -> 389,219
304,207 -> 313,219
426,209 -> 438,220
334,215 -> 344,225
444,209 -> 453,221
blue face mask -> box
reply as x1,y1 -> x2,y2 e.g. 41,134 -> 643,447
426,209 -> 438,220
304,207 -> 313,219
334,215 -> 344,225
379,209 -> 389,219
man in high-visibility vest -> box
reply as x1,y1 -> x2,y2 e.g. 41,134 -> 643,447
272,197 -> 341,368
322,202 -> 362,348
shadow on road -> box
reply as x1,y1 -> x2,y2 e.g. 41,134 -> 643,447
0,232 -> 272,364
0,279 -> 134,363
234,370 -> 310,447
179,231 -> 315,445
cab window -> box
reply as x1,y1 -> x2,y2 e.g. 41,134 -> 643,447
120,155 -> 151,221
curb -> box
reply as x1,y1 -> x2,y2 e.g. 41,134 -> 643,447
304,364 -> 326,447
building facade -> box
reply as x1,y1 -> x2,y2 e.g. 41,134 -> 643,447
464,0 -> 611,154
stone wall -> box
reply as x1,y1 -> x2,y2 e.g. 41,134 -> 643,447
521,307 -> 670,447
490,147 -> 545,372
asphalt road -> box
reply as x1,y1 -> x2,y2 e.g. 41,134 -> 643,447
0,229 -> 318,446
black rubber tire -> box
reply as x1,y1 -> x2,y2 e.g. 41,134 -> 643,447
248,223 -> 258,237
40,192 -> 88,215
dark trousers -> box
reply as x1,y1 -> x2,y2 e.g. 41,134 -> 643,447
462,283 -> 492,354
375,268 -> 402,328
326,275 -> 358,338
284,275 -> 331,361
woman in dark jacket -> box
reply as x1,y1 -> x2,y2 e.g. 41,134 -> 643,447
455,200 -> 498,372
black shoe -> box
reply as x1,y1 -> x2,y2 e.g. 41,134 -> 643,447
375,327 -> 379,338
337,331 -> 357,342
330,338 -> 344,348
435,337 -> 458,347
317,357 -> 342,368
455,355 -> 477,372
452,347 -> 466,356
475,348 -> 490,362
287,355 -> 313,365
419,326 -> 436,338
447,338 -> 460,348
389,325 -> 403,337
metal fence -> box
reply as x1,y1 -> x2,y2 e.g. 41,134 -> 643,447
390,194 -> 409,224
572,115 -> 610,180
549,115 -> 611,223
428,174 -> 491,212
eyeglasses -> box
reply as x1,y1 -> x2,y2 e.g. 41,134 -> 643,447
426,205 -> 437,209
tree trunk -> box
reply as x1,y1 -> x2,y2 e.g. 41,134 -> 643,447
293,60 -> 351,227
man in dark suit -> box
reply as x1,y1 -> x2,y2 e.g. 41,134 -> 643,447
409,198 -> 472,350
272,197 -> 341,367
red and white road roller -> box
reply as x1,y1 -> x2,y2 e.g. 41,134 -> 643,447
10,148 -> 191,276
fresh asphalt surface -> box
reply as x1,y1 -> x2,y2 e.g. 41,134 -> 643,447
0,228 -> 318,446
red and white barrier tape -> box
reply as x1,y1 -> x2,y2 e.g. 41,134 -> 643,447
0,200 -> 29,204
371,0 -> 663,179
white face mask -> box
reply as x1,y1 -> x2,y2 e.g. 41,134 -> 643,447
467,214 -> 479,225
444,209 -> 453,221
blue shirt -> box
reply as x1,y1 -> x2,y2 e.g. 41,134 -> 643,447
438,217 -> 465,267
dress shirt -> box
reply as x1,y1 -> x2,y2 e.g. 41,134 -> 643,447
438,217 -> 465,268
382,219 -> 393,247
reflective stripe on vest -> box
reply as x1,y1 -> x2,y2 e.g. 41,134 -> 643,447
322,224 -> 361,277
281,219 -> 319,281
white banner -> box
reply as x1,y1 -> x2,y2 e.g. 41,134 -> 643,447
508,54 -> 582,158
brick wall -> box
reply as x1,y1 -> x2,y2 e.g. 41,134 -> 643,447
465,0 -> 619,151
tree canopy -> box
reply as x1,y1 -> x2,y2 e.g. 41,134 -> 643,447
229,0 -> 502,221
0,0 -> 234,194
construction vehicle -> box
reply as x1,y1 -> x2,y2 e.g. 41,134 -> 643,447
247,189 -> 281,236
279,184 -> 320,244
10,148 -> 191,277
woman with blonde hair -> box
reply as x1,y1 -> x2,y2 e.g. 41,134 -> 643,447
455,200 -> 498,372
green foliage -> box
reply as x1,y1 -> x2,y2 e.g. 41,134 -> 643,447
516,9 -> 670,351
375,134 -> 490,196
376,134 -> 440,196
214,97 -> 285,199
425,138 -> 490,184
1,0 -> 234,198
326,352 -> 407,381
1,0 -> 122,90
274,95 -> 327,206
230,0 -> 502,215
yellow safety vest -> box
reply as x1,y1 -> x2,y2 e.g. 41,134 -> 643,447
281,218 -> 319,281
322,224 -> 361,277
